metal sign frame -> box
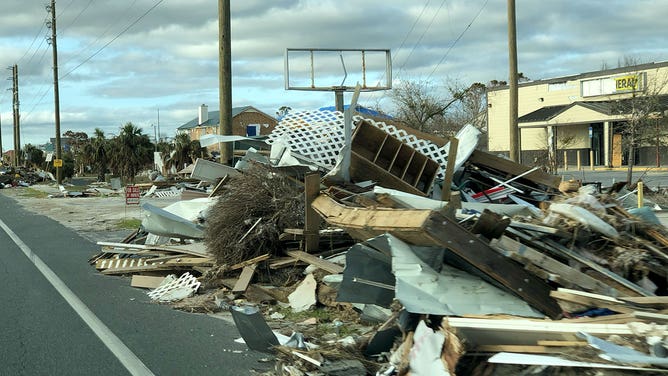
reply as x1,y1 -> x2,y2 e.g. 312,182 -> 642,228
284,48 -> 392,92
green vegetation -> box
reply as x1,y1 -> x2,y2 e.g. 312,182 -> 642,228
116,218 -> 141,230
18,188 -> 49,198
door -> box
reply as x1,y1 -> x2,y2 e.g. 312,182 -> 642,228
612,134 -> 622,167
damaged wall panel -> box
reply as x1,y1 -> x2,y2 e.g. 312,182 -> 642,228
312,194 -> 562,318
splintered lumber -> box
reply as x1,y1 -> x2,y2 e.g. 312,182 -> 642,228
285,250 -> 344,274
489,236 -> 618,296
474,345 -> 555,354
445,317 -> 668,346
131,275 -> 168,289
99,256 -> 213,274
505,227 -> 651,297
96,241 -> 209,258
232,264 -> 257,294
229,254 -> 270,271
467,150 -> 562,189
537,340 -> 587,347
550,289 -> 636,314
617,296 -> 668,309
269,257 -> 306,269
312,194 -> 561,318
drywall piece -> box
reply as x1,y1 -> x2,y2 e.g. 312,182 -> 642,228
548,203 -> 619,238
409,321 -> 451,376
229,305 -> 279,353
190,158 -> 240,182
288,274 -> 317,313
447,123 -> 481,172
488,352 -> 668,372
147,272 -> 200,302
389,235 -> 542,317
578,332 -> 668,366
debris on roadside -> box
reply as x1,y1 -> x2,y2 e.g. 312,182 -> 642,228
81,110 -> 668,375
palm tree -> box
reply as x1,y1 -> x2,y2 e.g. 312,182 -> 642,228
90,128 -> 109,181
108,122 -> 153,183
164,133 -> 207,172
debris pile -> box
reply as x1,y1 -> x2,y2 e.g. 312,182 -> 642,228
89,110 -> 667,375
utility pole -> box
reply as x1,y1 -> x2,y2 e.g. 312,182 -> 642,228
218,0 -> 232,165
11,64 -> 20,167
47,0 -> 63,184
157,107 -> 160,142
507,0 -> 519,162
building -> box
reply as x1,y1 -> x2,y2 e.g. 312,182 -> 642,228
487,61 -> 668,167
177,104 -> 278,150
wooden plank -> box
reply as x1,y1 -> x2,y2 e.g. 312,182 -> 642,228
229,254 -> 270,271
232,264 -> 257,294
537,340 -> 587,347
423,214 -> 562,319
617,296 -> 668,309
506,228 -> 650,297
475,345 -> 554,354
312,194 -> 561,318
490,236 -> 618,296
97,241 -> 210,258
441,137 -> 458,201
269,257 -> 306,269
208,175 -> 229,198
286,250 -> 344,274
550,290 -> 635,314
131,275 -> 168,289
304,172 -> 321,253
467,150 -> 562,189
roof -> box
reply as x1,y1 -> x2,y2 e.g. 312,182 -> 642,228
518,94 -> 668,123
178,106 -> 274,130
489,60 -> 668,92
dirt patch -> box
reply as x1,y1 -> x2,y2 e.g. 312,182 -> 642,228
0,184 -> 181,243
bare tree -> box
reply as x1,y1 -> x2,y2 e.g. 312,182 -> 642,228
612,71 -> 668,186
388,80 -> 467,135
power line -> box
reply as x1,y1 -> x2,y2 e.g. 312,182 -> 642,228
427,0 -> 489,80
17,15 -> 49,66
394,0 -> 431,69
61,0 -> 139,67
61,0 -> 150,74
398,0 -> 448,73
59,0 -> 95,36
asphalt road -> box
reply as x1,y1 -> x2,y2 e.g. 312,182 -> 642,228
557,167 -> 668,189
0,194 -> 270,376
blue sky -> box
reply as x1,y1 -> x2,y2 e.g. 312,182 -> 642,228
1,0 -> 667,151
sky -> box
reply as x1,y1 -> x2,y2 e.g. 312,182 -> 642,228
0,0 -> 667,151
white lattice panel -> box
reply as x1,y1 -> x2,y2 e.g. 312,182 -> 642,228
147,272 -> 200,302
266,110 -> 453,179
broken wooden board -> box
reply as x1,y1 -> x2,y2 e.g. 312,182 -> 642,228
131,275 -> 168,289
268,257 -> 306,269
229,254 -> 270,271
445,316 -> 668,346
490,236 -> 618,296
618,296 -> 668,309
550,290 -> 636,314
97,241 -> 210,258
313,194 -> 561,318
285,250 -> 344,274
467,150 -> 562,189
232,264 -> 257,294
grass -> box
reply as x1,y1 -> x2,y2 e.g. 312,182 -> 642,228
18,188 -> 49,199
116,218 -> 142,230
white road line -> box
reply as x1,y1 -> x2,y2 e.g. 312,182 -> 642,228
0,218 -> 155,376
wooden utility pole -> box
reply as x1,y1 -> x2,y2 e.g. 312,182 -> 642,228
48,0 -> 63,184
507,0 -> 519,162
11,64 -> 20,166
218,0 -> 232,165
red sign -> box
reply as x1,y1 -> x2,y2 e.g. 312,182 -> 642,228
125,185 -> 140,205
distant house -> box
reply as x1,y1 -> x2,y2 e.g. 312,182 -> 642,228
177,105 -> 278,150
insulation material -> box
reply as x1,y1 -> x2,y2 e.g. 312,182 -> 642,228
408,321 -> 451,376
